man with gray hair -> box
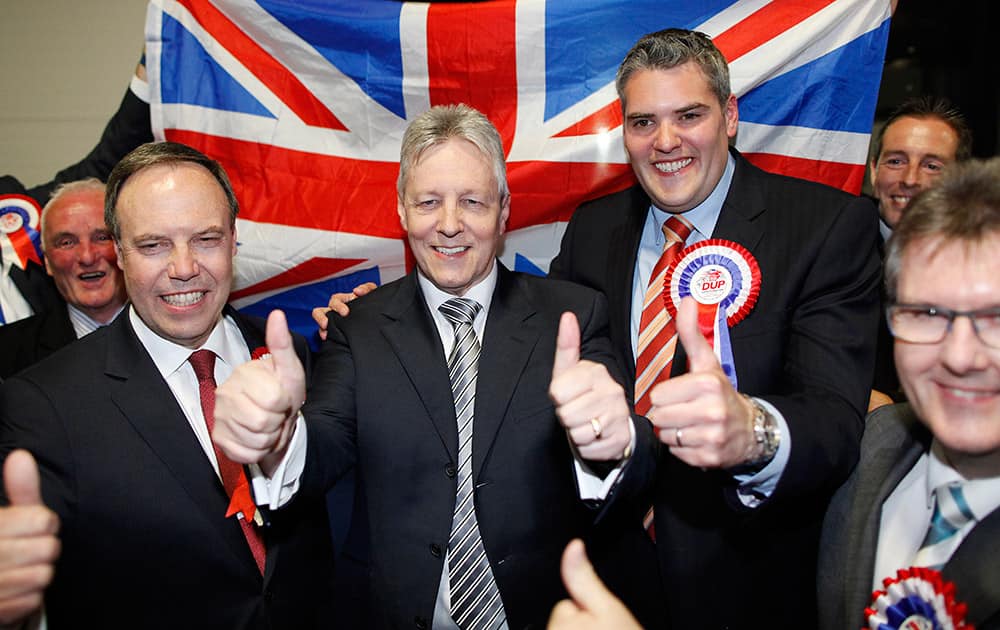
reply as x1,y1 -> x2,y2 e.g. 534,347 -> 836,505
819,157 -> 1000,628
0,178 -> 126,378
213,104 -> 659,629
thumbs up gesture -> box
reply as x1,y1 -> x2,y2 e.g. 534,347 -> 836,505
214,310 -> 306,474
646,297 -> 756,469
549,312 -> 632,461
0,450 -> 60,624
547,539 -> 641,630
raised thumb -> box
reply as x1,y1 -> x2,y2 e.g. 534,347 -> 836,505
552,312 -> 581,379
4,450 -> 42,506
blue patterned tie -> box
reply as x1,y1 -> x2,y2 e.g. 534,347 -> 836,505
439,298 -> 506,630
913,482 -> 975,570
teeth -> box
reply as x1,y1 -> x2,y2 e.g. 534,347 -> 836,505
891,195 -> 910,204
79,272 -> 105,280
946,387 -> 989,400
435,246 -> 468,255
162,291 -> 205,307
654,158 -> 692,174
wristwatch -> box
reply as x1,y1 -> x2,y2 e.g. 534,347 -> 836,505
742,395 -> 780,469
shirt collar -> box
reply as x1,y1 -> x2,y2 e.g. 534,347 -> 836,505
925,439 -> 1000,520
128,305 -> 239,379
648,152 -> 735,244
416,262 -> 498,321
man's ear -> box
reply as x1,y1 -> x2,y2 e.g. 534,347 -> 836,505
397,198 -> 408,231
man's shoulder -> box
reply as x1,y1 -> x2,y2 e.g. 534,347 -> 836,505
507,269 -> 603,307
737,156 -> 866,211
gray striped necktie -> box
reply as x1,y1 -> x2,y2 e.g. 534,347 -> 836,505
439,297 -> 506,630
913,482 -> 976,570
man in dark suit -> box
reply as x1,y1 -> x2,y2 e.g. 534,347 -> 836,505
0,179 -> 127,379
819,158 -> 1000,629
213,104 -> 657,629
547,29 -> 880,627
867,96 -> 972,408
0,142 -> 334,628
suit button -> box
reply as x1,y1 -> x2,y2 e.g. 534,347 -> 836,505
445,464 -> 456,478
430,543 -> 442,558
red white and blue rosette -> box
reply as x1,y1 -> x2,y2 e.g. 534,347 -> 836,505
0,194 -> 43,270
864,567 -> 971,630
663,239 -> 760,389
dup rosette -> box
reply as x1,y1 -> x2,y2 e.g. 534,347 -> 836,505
864,567 -> 972,630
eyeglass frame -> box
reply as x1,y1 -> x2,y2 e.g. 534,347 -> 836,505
886,303 -> 1000,349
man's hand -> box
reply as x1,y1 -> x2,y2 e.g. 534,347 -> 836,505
214,310 -> 305,475
647,297 -> 756,469
312,282 -> 377,341
549,312 -> 631,461
0,450 -> 59,624
547,539 -> 641,630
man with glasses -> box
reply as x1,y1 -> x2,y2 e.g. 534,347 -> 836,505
818,157 -> 1000,628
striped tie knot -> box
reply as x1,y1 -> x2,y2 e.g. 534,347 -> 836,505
440,297 -> 482,328
913,482 -> 976,570
663,214 -> 693,246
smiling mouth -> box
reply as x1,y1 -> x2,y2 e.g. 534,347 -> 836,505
433,246 -> 469,255
78,271 -> 106,281
161,291 -> 206,307
654,158 -> 693,174
890,195 -> 912,206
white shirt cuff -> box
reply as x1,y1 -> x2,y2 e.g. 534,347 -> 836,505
249,413 -> 307,509
575,418 -> 636,501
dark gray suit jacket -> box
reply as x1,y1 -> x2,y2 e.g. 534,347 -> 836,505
300,265 -> 660,629
818,403 -> 1000,629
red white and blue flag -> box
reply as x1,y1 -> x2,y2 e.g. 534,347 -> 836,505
144,0 -> 891,342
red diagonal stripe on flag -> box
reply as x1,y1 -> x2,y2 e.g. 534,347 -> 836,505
426,2 -> 518,156
230,257 -> 365,301
713,0 -> 837,62
743,152 -> 863,193
553,101 -> 624,138
176,0 -> 347,131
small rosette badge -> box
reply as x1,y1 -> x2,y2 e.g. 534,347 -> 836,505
662,239 -> 760,389
0,194 -> 43,270
864,567 -> 972,630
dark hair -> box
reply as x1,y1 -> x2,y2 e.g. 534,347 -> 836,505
105,141 -> 239,240
871,96 -> 973,165
616,28 -> 730,110
885,157 -> 1000,300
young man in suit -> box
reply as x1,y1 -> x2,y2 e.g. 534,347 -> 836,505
547,28 -> 881,627
0,142 -> 334,628
819,157 -> 1000,629
213,104 -> 658,629
0,179 -> 127,379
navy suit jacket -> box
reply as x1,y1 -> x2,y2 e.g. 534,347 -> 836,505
549,150 -> 881,628
819,404 -> 1000,629
299,265 -> 660,629
0,298 -> 76,379
0,308 -> 335,629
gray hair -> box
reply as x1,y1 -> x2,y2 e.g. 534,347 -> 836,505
397,104 -> 508,202
40,178 -> 107,251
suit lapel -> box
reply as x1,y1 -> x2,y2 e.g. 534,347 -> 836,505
609,187 -> 649,379
475,267 -> 540,478
103,313 -> 263,580
380,274 -> 460,462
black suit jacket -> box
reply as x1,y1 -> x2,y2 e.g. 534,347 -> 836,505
300,265 -> 659,629
0,299 -> 75,379
549,150 -> 881,628
0,308 -> 335,629
819,404 -> 1000,629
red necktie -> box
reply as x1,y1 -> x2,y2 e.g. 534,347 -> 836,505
189,349 -> 266,575
634,215 -> 693,417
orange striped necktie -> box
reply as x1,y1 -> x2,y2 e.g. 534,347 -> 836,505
634,214 -> 693,417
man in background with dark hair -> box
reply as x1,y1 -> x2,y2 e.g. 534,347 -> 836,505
868,95 -> 973,407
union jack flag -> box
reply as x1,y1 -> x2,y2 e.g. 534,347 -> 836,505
144,0 -> 891,342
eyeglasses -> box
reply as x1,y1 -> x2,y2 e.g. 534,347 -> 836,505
887,304 -> 1000,348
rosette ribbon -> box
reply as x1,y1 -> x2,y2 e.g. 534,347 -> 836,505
864,566 -> 972,630
0,195 -> 43,270
663,239 -> 761,389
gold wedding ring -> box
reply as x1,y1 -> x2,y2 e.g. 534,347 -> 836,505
675,427 -> 684,448
590,417 -> 603,439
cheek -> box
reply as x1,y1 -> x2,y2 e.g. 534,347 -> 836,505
894,346 -> 937,391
